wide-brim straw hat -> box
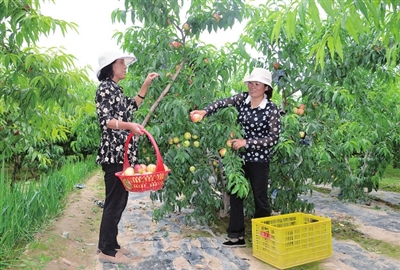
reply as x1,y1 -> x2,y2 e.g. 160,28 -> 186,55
243,68 -> 272,88
96,50 -> 137,79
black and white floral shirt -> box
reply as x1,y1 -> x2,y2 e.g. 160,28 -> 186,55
95,78 -> 138,166
204,92 -> 281,162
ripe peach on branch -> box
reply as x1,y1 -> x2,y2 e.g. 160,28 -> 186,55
169,41 -> 181,48
213,13 -> 221,22
183,23 -> 190,31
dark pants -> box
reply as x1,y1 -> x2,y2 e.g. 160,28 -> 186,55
227,161 -> 271,239
98,163 -> 129,256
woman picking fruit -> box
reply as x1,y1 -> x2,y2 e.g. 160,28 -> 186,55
189,68 -> 281,247
95,50 -> 159,264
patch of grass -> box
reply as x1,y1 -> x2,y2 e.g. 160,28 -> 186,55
28,241 -> 49,252
380,165 -> 400,193
180,226 -> 214,238
332,218 -> 359,239
312,186 -> 331,194
331,218 -> 400,259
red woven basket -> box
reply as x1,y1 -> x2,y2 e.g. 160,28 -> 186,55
115,129 -> 170,192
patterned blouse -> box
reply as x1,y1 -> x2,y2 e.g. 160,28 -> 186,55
204,92 -> 281,162
95,78 -> 138,166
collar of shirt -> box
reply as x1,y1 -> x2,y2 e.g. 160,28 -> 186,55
105,78 -> 123,93
244,93 -> 268,109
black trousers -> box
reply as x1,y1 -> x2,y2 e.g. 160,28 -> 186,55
98,163 -> 129,256
227,161 -> 271,239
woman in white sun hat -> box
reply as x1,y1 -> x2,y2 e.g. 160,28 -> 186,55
95,50 -> 159,264
190,68 -> 281,247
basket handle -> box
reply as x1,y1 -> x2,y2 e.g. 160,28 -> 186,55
122,129 -> 165,173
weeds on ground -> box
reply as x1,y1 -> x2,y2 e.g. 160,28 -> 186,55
331,218 -> 400,259
0,157 -> 98,269
379,165 -> 400,193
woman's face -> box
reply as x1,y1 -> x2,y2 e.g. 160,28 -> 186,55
247,81 -> 267,98
112,59 -> 127,82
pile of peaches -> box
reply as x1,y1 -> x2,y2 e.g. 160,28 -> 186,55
122,163 -> 169,176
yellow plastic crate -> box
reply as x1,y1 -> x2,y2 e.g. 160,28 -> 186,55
252,213 -> 332,269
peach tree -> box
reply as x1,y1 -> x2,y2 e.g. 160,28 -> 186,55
241,0 -> 400,209
112,0 -> 268,224
0,0 -> 95,180
111,0 -> 399,224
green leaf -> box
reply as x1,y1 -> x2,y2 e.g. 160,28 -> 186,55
354,0 -> 369,20
327,36 -> 335,59
285,10 -> 297,39
345,17 -> 359,43
271,15 -> 283,42
363,0 -> 379,27
298,0 -> 306,24
308,0 -> 321,28
335,35 -> 343,60
317,0 -> 334,17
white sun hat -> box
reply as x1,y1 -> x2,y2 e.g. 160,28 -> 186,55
243,68 -> 272,88
96,50 -> 137,79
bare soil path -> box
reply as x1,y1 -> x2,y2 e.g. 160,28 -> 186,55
15,171 -> 400,270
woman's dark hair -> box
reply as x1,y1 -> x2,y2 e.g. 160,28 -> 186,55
265,85 -> 273,99
97,61 -> 116,81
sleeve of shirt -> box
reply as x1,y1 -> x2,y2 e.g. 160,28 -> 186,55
126,96 -> 138,112
95,82 -> 114,130
204,93 -> 246,115
246,103 -> 281,148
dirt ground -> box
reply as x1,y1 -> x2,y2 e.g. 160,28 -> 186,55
15,172 -> 266,270
11,171 -> 267,270
14,171 -> 400,270
14,172 -> 103,270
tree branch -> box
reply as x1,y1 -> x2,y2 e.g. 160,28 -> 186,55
141,59 -> 186,127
